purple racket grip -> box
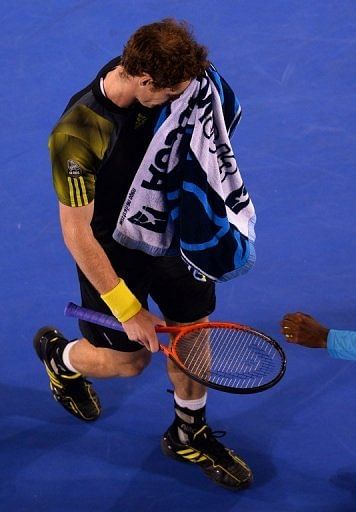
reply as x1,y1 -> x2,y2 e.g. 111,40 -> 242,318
64,302 -> 124,332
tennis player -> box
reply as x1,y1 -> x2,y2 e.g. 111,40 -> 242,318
34,19 -> 253,490
281,312 -> 356,360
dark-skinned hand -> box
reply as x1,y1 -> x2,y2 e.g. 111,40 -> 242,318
280,312 -> 329,349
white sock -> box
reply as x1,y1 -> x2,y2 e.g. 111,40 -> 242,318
174,392 -> 207,411
62,340 -> 80,373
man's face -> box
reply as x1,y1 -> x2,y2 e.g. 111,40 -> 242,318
136,78 -> 191,108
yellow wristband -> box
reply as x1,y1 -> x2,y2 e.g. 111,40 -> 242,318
100,280 -> 142,323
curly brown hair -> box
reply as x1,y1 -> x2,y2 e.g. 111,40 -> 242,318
121,18 -> 210,89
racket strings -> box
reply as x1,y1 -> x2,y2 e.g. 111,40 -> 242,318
175,327 -> 283,390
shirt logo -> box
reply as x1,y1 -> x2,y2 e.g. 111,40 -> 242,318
67,159 -> 83,177
134,113 -> 147,129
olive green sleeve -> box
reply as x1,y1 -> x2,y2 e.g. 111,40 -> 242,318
49,104 -> 114,207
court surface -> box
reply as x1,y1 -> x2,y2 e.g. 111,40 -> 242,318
1,1 -> 355,511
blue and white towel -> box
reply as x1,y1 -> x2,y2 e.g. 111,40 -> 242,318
113,67 -> 256,282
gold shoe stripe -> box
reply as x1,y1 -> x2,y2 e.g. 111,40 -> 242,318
177,448 -> 194,455
177,447 -> 207,462
211,462 -> 250,483
184,452 -> 202,460
62,373 -> 82,380
67,398 -> 87,419
44,363 -> 63,388
193,425 -> 207,439
227,450 -> 250,470
44,361 -> 100,418
180,445 -> 251,482
86,384 -> 101,415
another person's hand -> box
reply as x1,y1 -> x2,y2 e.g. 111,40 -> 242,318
123,308 -> 166,352
280,312 -> 329,348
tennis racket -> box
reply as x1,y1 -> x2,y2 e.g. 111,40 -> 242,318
64,302 -> 286,394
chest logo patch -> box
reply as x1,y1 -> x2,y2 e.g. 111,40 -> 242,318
134,113 -> 147,129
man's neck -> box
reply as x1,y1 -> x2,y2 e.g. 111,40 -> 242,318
103,66 -> 137,108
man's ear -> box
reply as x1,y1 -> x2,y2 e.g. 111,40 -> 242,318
138,74 -> 153,87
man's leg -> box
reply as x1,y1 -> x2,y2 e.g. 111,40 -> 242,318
161,318 -> 252,490
149,252 -> 254,491
33,326 -> 151,421
68,338 -> 151,377
35,254 -> 153,421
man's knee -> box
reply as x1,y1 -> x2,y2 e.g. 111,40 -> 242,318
119,351 -> 152,377
96,347 -> 151,377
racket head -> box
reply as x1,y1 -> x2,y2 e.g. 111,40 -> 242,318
168,322 -> 286,394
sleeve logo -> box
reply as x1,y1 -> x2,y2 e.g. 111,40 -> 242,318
67,159 -> 83,177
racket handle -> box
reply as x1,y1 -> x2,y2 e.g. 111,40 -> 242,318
65,302 -> 170,354
65,302 -> 124,332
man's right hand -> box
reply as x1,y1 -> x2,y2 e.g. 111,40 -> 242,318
122,309 -> 166,352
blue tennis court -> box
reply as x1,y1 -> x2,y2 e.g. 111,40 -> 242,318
1,1 -> 355,510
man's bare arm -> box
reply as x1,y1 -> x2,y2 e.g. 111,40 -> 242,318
59,201 -> 119,294
59,202 -> 165,350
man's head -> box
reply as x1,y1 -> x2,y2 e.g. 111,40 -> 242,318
121,18 -> 209,89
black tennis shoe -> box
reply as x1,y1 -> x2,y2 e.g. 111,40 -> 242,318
161,424 -> 253,490
33,326 -> 101,421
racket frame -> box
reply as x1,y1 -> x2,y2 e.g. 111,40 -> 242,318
166,322 -> 287,394
64,302 -> 286,394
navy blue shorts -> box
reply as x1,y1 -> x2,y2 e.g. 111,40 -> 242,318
77,245 -> 215,352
